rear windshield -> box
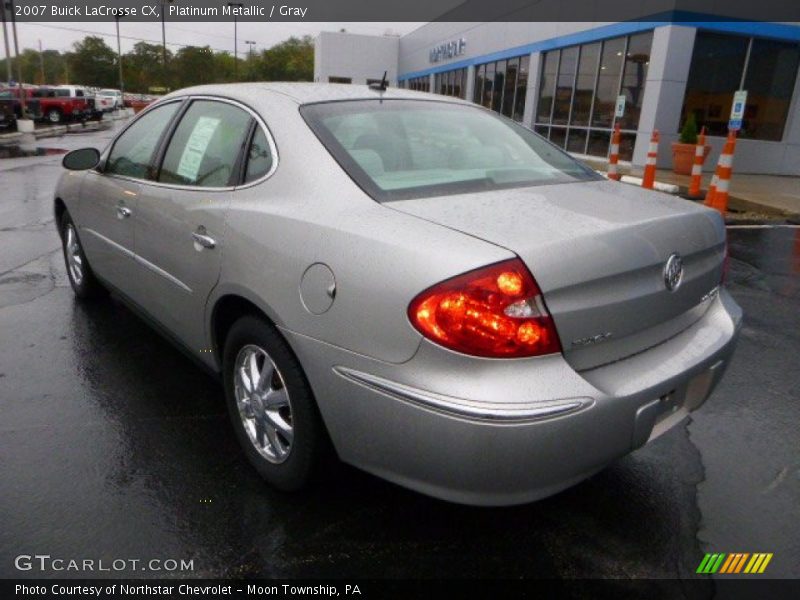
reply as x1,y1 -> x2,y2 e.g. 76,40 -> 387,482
300,99 -> 599,202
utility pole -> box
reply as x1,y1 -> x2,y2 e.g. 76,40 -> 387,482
227,2 -> 243,81
161,0 -> 172,89
8,0 -> 25,116
38,39 -> 45,84
1,0 -> 12,84
115,14 -> 125,96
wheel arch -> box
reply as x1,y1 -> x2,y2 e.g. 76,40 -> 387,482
54,197 -> 67,238
209,288 -> 286,370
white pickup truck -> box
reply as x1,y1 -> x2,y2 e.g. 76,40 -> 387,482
95,88 -> 123,112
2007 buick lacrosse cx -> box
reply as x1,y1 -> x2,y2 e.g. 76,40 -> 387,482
54,83 -> 741,505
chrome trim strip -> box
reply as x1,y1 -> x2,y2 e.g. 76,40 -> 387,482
82,227 -> 192,294
134,254 -> 193,294
83,227 -> 135,259
334,366 -> 593,423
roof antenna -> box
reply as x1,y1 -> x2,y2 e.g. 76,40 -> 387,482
369,71 -> 388,92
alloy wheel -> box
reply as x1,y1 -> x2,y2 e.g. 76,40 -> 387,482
233,344 -> 294,464
64,224 -> 84,286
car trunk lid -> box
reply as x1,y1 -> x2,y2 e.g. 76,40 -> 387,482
389,180 -> 726,371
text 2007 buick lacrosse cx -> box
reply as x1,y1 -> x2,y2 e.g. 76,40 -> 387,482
54,83 -> 741,506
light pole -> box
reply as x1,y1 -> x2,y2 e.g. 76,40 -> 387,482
38,39 -> 45,84
1,0 -> 12,84
227,2 -> 243,81
115,14 -> 125,96
245,40 -> 255,58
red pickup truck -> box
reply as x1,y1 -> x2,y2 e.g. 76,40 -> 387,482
30,86 -> 96,123
0,87 -> 41,129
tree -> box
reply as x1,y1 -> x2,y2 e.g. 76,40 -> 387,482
248,36 -> 314,82
124,41 -> 171,92
171,45 -> 217,88
68,36 -> 117,88
0,32 -> 315,91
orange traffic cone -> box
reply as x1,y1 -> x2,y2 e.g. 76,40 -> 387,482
642,129 -> 659,189
705,131 -> 737,214
607,123 -> 622,181
688,127 -> 707,198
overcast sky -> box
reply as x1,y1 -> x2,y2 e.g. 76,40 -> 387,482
8,21 -> 424,55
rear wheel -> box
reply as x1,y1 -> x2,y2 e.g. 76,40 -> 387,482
60,211 -> 104,300
223,315 -> 329,491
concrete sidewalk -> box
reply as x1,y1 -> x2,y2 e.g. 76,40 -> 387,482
653,169 -> 800,218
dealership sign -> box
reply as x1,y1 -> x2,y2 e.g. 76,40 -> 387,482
429,38 -> 467,63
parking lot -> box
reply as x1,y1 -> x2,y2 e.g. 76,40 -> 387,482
0,126 -> 798,580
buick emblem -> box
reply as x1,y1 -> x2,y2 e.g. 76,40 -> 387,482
664,253 -> 683,291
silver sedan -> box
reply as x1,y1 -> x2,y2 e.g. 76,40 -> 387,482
54,83 -> 742,506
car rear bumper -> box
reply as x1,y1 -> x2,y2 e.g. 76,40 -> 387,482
283,288 -> 742,506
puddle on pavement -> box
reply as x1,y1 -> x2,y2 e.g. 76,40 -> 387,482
0,146 -> 68,159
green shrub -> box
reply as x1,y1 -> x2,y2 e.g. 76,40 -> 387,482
679,114 -> 699,144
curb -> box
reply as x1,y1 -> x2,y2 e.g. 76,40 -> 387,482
0,116 -> 122,145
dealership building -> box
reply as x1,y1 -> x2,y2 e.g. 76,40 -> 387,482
314,20 -> 800,175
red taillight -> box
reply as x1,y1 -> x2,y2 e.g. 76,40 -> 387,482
408,259 -> 562,358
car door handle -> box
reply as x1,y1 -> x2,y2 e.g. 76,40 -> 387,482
116,206 -> 132,219
192,232 -> 216,249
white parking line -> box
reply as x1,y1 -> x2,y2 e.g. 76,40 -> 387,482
726,224 -> 800,229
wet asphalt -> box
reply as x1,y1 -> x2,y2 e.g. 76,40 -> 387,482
0,126 -> 798,582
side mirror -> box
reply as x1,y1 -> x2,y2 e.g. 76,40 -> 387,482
62,147 -> 100,170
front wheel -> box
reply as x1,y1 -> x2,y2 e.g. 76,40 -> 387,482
46,109 -> 62,124
223,315 -> 330,491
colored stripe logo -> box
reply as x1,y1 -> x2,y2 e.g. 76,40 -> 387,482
697,553 -> 773,574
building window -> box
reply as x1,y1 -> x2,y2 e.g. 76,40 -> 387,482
328,76 -> 352,84
472,55 -> 530,122
406,76 -> 430,92
534,31 -> 653,160
433,67 -> 467,99
681,32 -> 800,141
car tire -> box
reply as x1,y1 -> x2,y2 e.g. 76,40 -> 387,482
59,211 -> 105,300
47,108 -> 62,124
223,315 -> 330,491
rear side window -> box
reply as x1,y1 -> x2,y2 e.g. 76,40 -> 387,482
244,126 -> 274,183
105,102 -> 179,179
158,100 -> 252,188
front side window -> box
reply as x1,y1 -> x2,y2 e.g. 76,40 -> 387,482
301,99 -> 599,202
105,102 -> 180,179
158,100 -> 252,187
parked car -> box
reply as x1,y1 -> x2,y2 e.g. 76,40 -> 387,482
0,89 -> 19,130
0,86 -> 42,126
53,84 -> 742,506
95,88 -> 123,112
31,86 -> 95,123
